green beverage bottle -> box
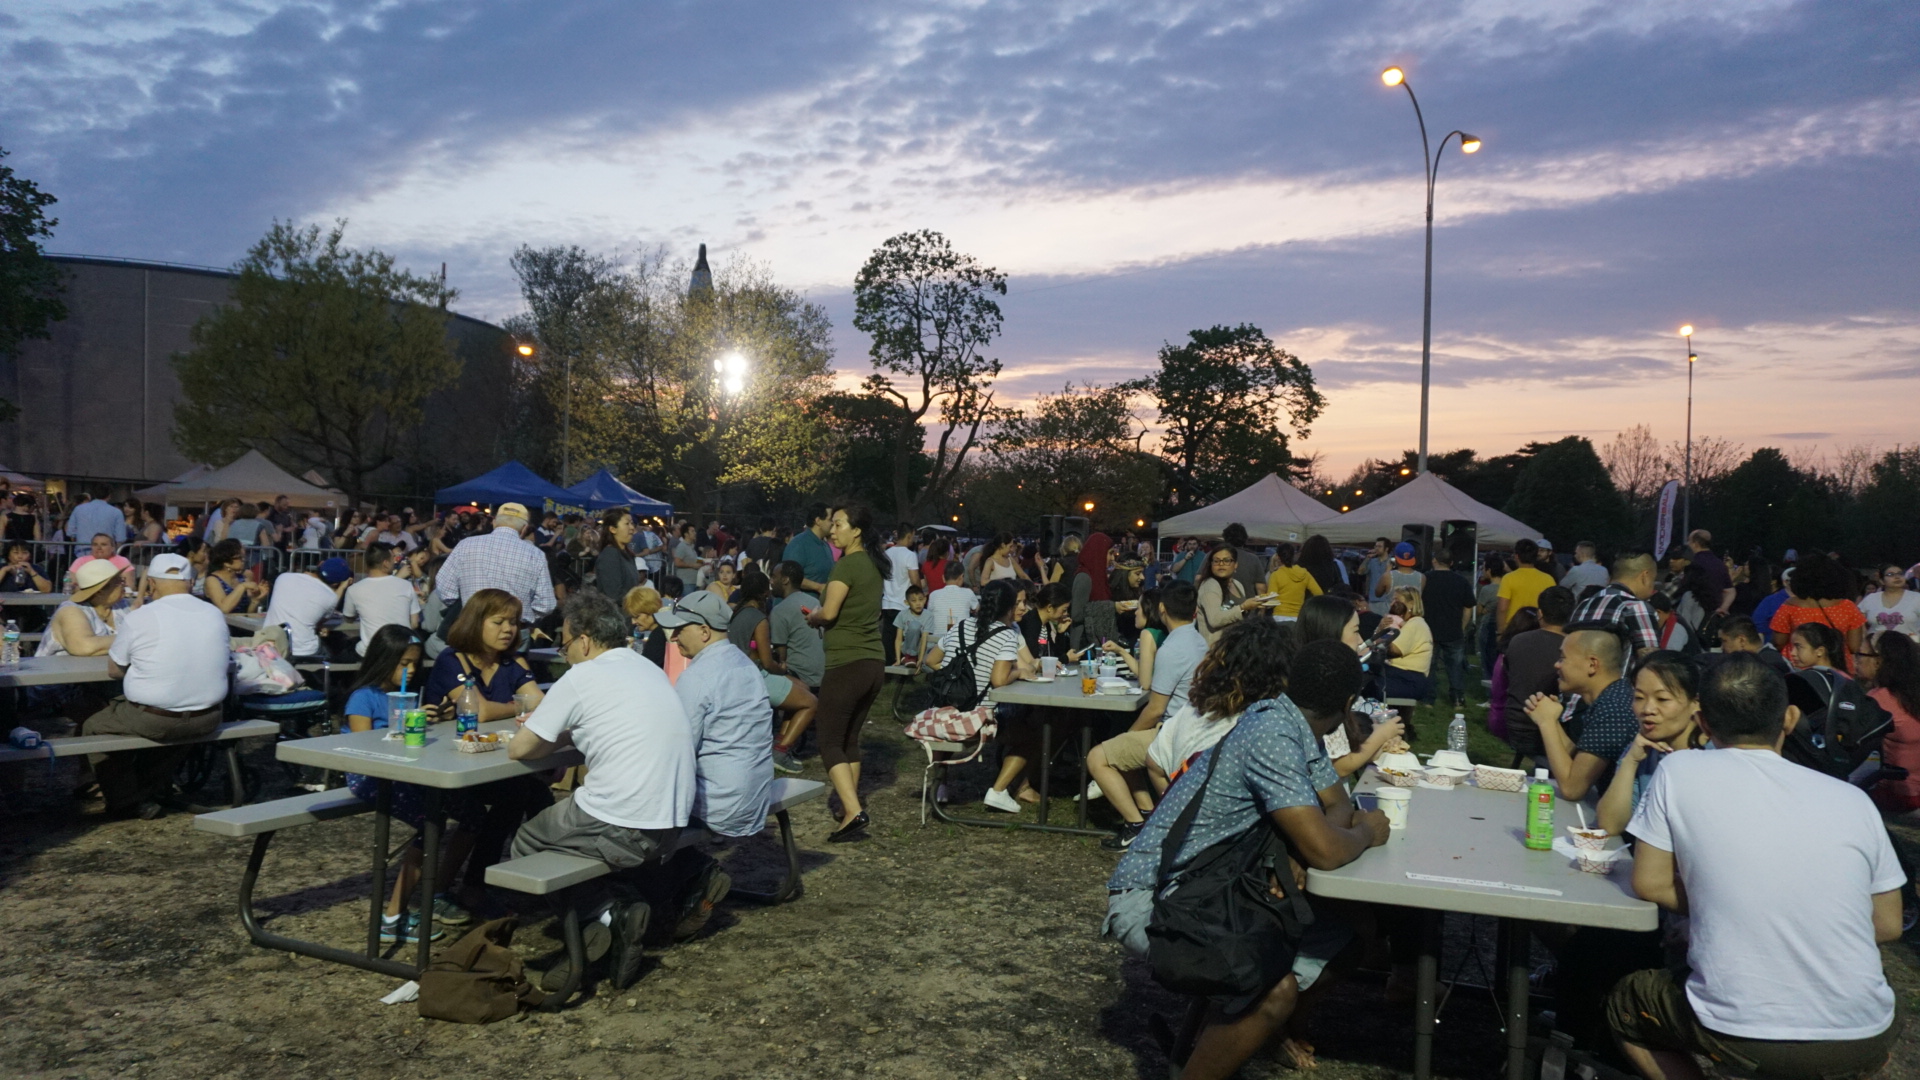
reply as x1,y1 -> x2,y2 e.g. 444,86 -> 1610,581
1524,768 -> 1555,850
403,708 -> 428,748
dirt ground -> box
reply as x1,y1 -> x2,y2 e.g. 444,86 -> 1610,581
3,683 -> 1919,1080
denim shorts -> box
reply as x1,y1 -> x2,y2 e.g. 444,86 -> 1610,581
1102,887 -> 1352,993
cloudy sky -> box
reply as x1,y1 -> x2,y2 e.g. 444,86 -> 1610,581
5,0 -> 1916,475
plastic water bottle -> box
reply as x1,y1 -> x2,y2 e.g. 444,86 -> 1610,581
1447,711 -> 1467,754
1525,768 -> 1556,851
1,620 -> 20,667
456,676 -> 481,735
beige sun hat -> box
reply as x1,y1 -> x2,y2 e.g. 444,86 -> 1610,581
70,559 -> 123,603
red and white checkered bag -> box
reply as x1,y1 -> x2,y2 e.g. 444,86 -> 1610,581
903,704 -> 997,763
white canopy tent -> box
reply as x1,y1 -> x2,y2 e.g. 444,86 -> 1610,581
1156,473 -> 1340,544
133,463 -> 212,502
1306,472 -> 1543,549
0,466 -> 43,491
145,450 -> 342,507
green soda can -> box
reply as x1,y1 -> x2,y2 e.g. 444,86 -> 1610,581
403,708 -> 428,748
1524,768 -> 1556,850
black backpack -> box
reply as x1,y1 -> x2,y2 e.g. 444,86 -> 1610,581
917,621 -> 1013,711
1782,667 -> 1893,780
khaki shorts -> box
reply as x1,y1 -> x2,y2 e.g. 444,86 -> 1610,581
1608,967 -> 1896,1080
1098,727 -> 1157,772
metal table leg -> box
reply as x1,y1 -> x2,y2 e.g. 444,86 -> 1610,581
1413,908 -> 1443,1080
416,789 -> 443,971
1036,721 -> 1051,826
366,780 -> 391,959
1503,918 -> 1531,1080
1075,723 -> 1093,829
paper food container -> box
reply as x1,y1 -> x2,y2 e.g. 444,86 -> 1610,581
1428,749 -> 1472,771
1375,751 -> 1423,773
1473,764 -> 1528,792
1096,678 -> 1134,694
455,732 -> 502,754
1377,766 -> 1422,788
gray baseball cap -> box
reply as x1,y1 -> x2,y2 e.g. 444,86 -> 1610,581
653,590 -> 732,632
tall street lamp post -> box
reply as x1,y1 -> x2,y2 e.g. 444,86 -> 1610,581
1680,325 -> 1697,538
1380,66 -> 1481,476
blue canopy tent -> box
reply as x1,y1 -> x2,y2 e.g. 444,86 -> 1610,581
564,468 -> 674,517
433,460 -> 575,508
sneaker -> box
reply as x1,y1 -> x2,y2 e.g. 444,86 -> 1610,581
432,894 -> 472,926
771,749 -> 802,775
1074,781 -> 1103,801
983,787 -> 1022,814
539,920 -> 612,992
608,902 -> 653,991
674,868 -> 732,942
380,913 -> 447,945
1101,822 -> 1144,851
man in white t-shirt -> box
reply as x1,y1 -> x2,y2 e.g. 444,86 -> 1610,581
924,580 -> 977,639
510,590 -> 696,992
1091,580 -> 1202,849
1858,565 -> 1920,640
84,554 -> 230,818
878,523 -> 924,666
1611,653 -> 1903,1079
342,543 -> 422,654
263,557 -> 350,659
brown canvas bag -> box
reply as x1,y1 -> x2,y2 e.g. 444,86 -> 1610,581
416,917 -> 545,1023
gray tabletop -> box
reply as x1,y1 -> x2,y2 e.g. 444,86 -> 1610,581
1307,776 -> 1657,931
276,719 -> 582,789
1,592 -> 69,606
526,647 -> 561,664
0,655 -> 115,687
989,675 -> 1144,712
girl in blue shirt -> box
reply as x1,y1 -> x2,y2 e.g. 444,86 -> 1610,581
344,625 -> 478,944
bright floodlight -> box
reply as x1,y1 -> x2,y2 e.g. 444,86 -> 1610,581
1460,135 -> 1482,153
516,344 -> 534,356
1381,67 -> 1405,87
717,350 -> 749,396
1679,324 -> 1694,337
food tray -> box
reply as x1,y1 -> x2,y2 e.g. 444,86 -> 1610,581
1473,764 -> 1528,792
1377,767 -> 1422,789
455,732 -> 502,754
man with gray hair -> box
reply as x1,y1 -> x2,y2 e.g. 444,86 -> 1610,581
508,589 -> 695,990
1522,625 -> 1638,801
436,501 -> 556,622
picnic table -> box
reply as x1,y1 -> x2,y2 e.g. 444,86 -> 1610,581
1307,774 -> 1657,1080
0,592 -> 68,606
0,655 -> 114,687
266,720 -> 585,976
923,674 -> 1144,837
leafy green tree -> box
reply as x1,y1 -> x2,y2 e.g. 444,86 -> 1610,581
1502,436 -> 1631,550
1849,448 -> 1920,565
510,246 -> 834,514
0,147 -> 67,423
1129,324 -> 1324,501
173,221 -> 458,505
979,383 -> 1163,529
809,391 -> 927,511
852,230 -> 1009,520
1695,448 -> 1837,559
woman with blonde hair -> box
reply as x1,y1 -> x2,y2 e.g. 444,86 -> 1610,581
624,585 -> 675,674
1381,585 -> 1434,703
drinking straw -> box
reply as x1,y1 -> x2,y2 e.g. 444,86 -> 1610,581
1575,802 -> 1587,829
399,668 -> 409,694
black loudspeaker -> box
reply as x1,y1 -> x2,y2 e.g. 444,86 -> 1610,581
1400,524 -> 1436,573
1440,519 -> 1478,573
1040,515 -> 1065,557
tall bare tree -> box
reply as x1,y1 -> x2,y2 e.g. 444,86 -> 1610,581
851,230 -> 1009,520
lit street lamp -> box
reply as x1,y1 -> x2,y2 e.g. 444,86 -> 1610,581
1680,325 -> 1697,538
715,350 -> 749,397
1381,65 -> 1481,476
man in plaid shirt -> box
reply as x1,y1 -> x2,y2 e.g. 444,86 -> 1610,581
1569,551 -> 1660,655
437,502 -> 557,622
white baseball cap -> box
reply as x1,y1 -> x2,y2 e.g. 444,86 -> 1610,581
149,553 -> 194,581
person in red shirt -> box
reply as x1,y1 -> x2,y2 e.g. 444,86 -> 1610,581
1862,631 -> 1920,812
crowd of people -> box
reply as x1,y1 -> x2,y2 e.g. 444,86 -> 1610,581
11,477 -> 1914,1076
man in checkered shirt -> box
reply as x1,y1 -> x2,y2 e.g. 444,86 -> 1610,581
1569,550 -> 1660,655
436,502 -> 557,622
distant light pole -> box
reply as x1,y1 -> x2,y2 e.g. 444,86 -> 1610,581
1381,66 -> 1481,476
1680,325 -> 1697,539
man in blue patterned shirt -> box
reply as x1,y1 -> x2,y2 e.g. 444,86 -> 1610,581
1524,626 -> 1640,801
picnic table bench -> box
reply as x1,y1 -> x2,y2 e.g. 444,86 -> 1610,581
0,718 -> 278,807
485,776 -> 827,1007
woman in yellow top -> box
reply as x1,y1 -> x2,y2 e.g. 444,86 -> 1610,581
1381,585 -> 1434,702
1264,541 -> 1323,618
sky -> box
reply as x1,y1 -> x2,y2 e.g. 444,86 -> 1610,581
4,0 -> 1917,478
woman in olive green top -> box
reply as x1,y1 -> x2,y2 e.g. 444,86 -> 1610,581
806,504 -> 889,842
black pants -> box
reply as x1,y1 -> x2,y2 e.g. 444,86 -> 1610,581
465,775 -> 554,889
879,609 -> 900,665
